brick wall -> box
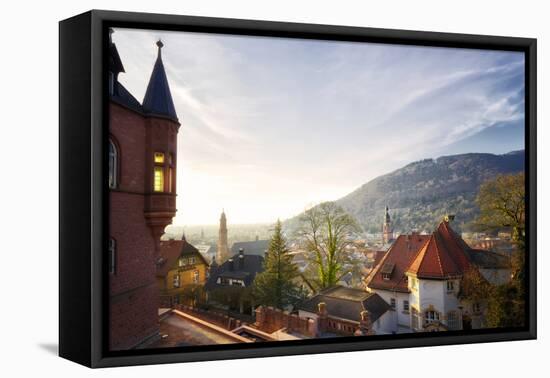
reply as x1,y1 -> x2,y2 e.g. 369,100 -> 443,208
174,305 -> 245,330
255,306 -> 317,337
110,283 -> 159,350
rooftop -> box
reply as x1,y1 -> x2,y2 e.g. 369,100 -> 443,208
366,220 -> 511,290
297,286 -> 390,323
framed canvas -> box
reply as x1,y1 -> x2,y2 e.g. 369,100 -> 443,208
59,10 -> 537,368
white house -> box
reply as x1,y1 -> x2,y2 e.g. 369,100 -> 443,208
365,219 -> 511,333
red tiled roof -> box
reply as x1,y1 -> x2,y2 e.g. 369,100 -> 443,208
367,221 -> 486,290
365,233 -> 430,293
372,250 -> 386,268
407,233 -> 462,278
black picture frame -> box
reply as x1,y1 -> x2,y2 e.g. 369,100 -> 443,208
59,9 -> 537,368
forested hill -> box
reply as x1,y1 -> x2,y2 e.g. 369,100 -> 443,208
335,150 -> 524,233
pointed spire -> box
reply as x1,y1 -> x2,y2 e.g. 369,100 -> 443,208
142,40 -> 178,122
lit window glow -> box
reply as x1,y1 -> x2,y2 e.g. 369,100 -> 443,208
154,166 -> 164,192
154,152 -> 165,164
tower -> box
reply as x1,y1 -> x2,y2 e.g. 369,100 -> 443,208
108,34 -> 180,350
217,210 -> 229,263
142,40 -> 180,257
382,205 -> 393,244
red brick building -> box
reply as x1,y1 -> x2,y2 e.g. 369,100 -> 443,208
108,31 -> 180,350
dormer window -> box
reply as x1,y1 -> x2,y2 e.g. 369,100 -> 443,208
380,262 -> 395,281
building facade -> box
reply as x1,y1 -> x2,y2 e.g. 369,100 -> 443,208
157,240 -> 209,307
108,32 -> 180,350
365,219 -> 511,334
206,249 -> 264,314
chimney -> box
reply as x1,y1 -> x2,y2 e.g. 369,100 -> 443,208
318,302 -> 328,317
444,214 -> 455,223
228,258 -> 234,271
318,302 -> 328,333
238,248 -> 245,270
355,310 -> 373,336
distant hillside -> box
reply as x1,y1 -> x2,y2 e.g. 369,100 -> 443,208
288,150 -> 525,235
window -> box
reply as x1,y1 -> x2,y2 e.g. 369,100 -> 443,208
473,302 -> 481,314
390,298 -> 396,310
189,256 -> 195,265
447,280 -> 455,292
108,140 -> 118,189
193,270 -> 199,284
178,258 -> 184,267
168,153 -> 175,193
424,310 -> 440,326
173,274 -> 181,288
382,273 -> 391,281
153,152 -> 166,192
168,167 -> 174,193
154,166 -> 164,192
403,300 -> 410,312
108,238 -> 116,275
447,311 -> 459,330
231,279 -> 245,287
154,152 -> 165,163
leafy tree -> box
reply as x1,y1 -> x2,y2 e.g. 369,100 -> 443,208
464,173 -> 526,328
476,173 -> 525,248
253,220 -> 303,309
296,202 -> 361,291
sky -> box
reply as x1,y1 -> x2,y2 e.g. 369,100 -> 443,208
112,28 -> 525,226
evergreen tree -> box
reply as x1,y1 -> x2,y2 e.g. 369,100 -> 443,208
253,220 -> 302,309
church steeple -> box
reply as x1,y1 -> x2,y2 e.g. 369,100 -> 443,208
382,205 -> 393,244
217,209 -> 229,263
142,40 -> 178,122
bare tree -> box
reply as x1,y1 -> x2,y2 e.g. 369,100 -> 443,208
296,202 -> 361,291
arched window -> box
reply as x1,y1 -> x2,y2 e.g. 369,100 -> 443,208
109,139 -> 118,189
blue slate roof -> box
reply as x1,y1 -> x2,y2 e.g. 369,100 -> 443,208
231,240 -> 270,258
205,252 -> 264,291
111,82 -> 143,114
142,41 -> 178,122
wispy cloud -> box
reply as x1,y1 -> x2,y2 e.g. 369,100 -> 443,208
112,28 -> 525,225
